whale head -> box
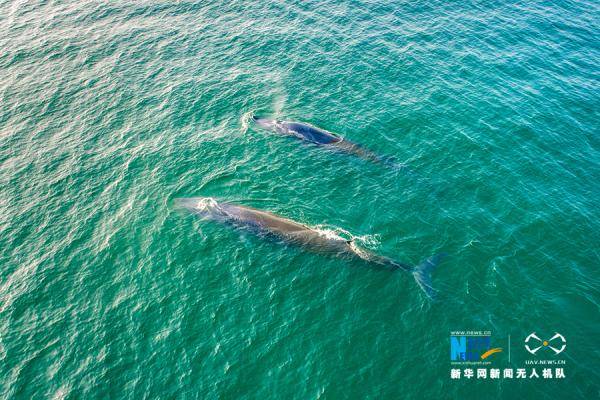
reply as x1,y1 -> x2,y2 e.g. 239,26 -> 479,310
252,115 -> 287,134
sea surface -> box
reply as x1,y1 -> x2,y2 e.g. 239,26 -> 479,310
1,1 -> 599,399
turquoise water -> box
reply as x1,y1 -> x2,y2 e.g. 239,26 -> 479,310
1,0 -> 599,398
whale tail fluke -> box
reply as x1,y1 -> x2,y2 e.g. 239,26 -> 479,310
412,253 -> 447,300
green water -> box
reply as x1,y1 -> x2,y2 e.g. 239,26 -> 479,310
1,1 -> 599,398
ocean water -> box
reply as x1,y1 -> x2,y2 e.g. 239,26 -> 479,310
1,0 -> 599,398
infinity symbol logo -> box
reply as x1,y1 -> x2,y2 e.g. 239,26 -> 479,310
524,332 -> 566,355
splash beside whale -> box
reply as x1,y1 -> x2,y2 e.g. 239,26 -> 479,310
177,197 -> 445,299
252,116 -> 402,168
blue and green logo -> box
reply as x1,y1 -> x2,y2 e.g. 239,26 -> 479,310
451,332 -> 502,361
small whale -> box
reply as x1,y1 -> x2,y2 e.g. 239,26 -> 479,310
177,197 -> 446,299
252,116 -> 403,168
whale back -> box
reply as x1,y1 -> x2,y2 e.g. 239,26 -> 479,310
284,122 -> 342,144
217,202 -> 351,253
252,116 -> 341,145
220,203 -> 308,234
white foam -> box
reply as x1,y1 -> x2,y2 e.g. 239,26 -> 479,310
348,240 -> 369,259
312,225 -> 351,241
240,111 -> 254,134
313,226 -> 379,260
311,225 -> 380,249
195,197 -> 219,211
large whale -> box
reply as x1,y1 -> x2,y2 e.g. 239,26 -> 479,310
177,197 -> 445,298
252,116 -> 402,168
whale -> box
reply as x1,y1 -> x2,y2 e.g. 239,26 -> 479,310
177,197 -> 445,298
252,116 -> 402,168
